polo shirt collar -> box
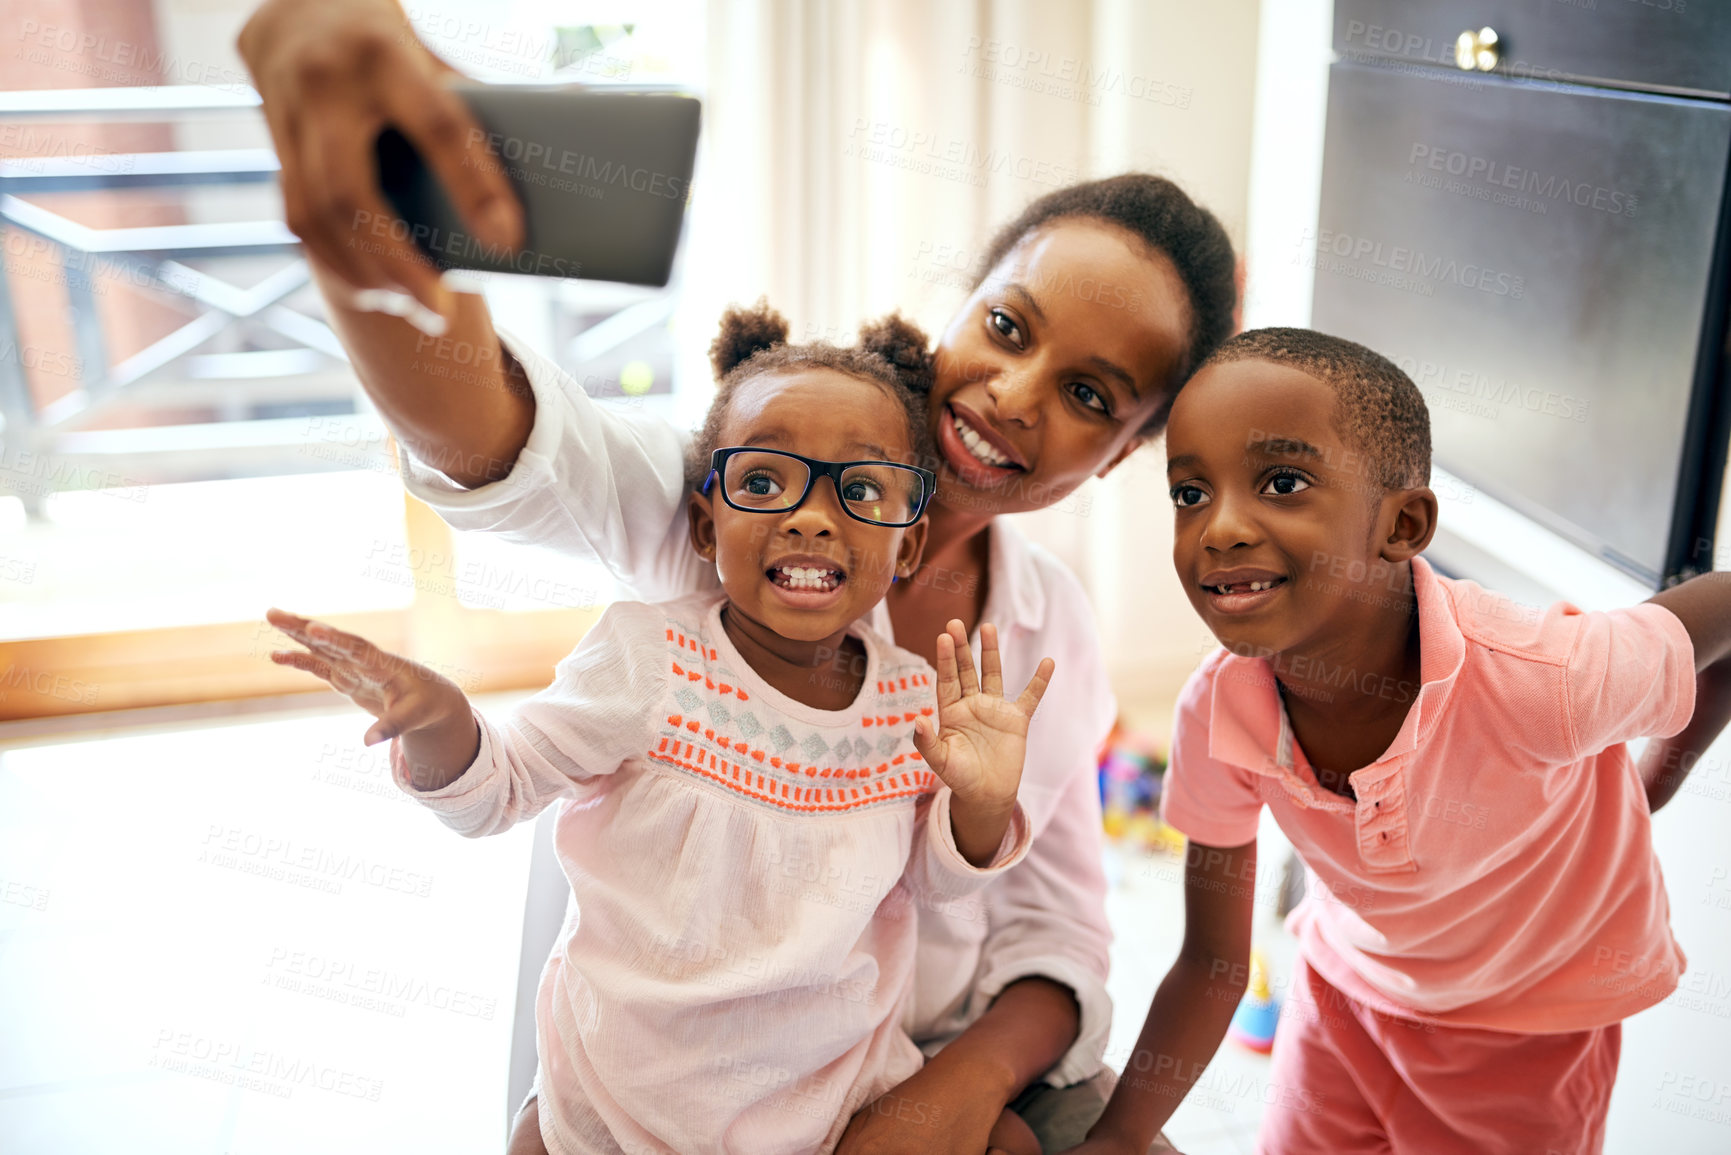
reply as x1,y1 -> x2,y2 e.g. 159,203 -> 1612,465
1207,555 -> 1466,774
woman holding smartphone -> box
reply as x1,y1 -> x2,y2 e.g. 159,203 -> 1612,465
239,4 -> 1236,1152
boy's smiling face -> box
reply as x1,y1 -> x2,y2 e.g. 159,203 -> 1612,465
1165,358 -> 1436,659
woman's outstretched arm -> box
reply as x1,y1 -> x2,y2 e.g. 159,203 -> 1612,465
245,0 -> 698,589
240,0 -> 542,487
310,257 -> 535,488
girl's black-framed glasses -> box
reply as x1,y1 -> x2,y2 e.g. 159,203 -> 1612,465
704,447 -> 937,528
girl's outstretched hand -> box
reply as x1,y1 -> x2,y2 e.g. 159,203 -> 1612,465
266,608 -> 479,790
910,620 -> 1053,864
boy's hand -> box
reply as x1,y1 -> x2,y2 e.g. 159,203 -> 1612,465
266,608 -> 479,789
911,620 -> 1053,865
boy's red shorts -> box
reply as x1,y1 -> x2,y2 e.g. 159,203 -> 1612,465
1257,956 -> 1619,1155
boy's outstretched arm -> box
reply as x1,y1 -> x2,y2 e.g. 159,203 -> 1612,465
1641,574 -> 1731,810
1060,838 -> 1257,1155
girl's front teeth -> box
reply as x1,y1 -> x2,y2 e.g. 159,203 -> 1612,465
953,415 -> 1012,467
775,566 -> 841,591
1213,580 -> 1280,593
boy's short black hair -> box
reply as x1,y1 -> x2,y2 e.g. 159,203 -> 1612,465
686,299 -> 937,490
973,174 -> 1239,434
1198,327 -> 1432,492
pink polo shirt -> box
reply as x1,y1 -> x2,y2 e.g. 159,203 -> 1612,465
1161,556 -> 1697,1033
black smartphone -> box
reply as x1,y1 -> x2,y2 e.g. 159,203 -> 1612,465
375,82 -> 701,287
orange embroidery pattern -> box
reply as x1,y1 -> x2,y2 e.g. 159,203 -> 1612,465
653,613 -> 938,814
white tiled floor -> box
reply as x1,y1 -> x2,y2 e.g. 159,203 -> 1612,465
1101,834 -> 1299,1155
0,697 -> 536,1154
7,701 -> 1731,1154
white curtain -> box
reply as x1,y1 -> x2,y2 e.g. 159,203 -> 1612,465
678,0 -> 1263,732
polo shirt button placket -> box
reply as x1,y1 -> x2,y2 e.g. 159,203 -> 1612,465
1356,773 -> 1416,871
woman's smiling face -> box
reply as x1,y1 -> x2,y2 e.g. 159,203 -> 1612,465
926,218 -> 1194,517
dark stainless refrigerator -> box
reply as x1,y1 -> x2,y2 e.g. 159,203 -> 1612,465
1312,1 -> 1731,587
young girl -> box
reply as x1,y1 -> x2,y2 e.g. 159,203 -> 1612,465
266,307 -> 1057,1155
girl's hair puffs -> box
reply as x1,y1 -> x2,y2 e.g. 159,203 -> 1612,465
686,298 -> 938,490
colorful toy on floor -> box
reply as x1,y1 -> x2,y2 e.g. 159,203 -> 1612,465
1098,722 -> 1185,852
1227,948 -> 1280,1053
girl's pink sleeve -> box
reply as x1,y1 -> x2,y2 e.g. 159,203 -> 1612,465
390,601 -> 667,836
967,763 -> 1116,1089
903,788 -> 1033,907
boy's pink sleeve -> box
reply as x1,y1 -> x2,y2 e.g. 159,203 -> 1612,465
1159,663 -> 1264,848
1562,601 -> 1697,759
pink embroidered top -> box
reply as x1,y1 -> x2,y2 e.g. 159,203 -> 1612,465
391,327 -> 1118,1088
1161,556 -> 1696,1033
393,592 -> 1030,1154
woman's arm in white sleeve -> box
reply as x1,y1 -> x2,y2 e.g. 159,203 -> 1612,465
392,326 -> 702,600
310,257 -> 702,600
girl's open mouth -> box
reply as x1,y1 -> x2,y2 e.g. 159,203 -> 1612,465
764,562 -> 849,609
768,565 -> 844,593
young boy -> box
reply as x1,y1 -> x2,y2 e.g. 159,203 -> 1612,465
1065,329 -> 1731,1154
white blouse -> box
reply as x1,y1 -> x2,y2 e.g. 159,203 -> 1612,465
394,327 -> 1118,1089
392,593 -> 1029,1153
